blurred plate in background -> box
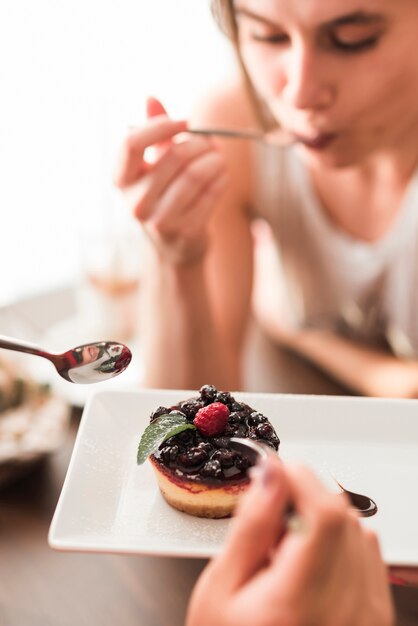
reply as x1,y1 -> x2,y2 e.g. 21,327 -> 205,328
0,287 -> 144,409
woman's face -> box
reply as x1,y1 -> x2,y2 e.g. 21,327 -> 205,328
235,0 -> 418,167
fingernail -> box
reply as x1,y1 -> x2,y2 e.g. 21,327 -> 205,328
250,458 -> 277,488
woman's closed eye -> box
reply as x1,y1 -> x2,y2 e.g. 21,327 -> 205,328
250,30 -> 289,45
235,13 -> 290,46
235,18 -> 289,46
327,24 -> 385,53
244,29 -> 382,53
238,19 -> 385,54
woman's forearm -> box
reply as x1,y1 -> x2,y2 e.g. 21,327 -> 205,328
140,254 -> 240,390
287,329 -> 418,398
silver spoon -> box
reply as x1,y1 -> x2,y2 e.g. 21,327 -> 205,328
229,438 -> 377,517
188,127 -> 293,146
128,124 -> 293,146
0,334 -> 132,384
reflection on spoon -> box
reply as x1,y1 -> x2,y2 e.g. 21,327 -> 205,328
0,334 -> 132,384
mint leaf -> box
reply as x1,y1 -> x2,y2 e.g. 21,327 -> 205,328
137,413 -> 196,464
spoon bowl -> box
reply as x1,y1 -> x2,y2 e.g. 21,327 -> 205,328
0,335 -> 132,384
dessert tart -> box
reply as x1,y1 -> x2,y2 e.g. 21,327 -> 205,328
138,385 -> 280,518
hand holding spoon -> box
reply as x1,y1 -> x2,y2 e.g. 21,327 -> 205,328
0,334 -> 132,384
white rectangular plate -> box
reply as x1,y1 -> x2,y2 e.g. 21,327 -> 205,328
49,390 -> 418,564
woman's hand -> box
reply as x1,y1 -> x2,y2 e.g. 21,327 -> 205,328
114,97 -> 228,265
186,457 -> 394,626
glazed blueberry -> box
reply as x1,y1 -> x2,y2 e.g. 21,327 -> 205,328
162,435 -> 178,448
201,459 -> 223,479
212,436 -> 230,449
215,391 -> 234,406
228,412 -> 241,426
236,402 -> 253,416
212,449 -> 236,468
255,422 -> 274,439
150,406 -> 169,422
169,409 -> 187,419
177,447 -> 208,468
233,424 -> 249,438
224,423 -> 237,437
174,429 -> 194,444
196,441 -> 213,454
180,398 -> 205,420
199,384 -> 218,403
160,444 -> 180,464
248,411 -> 268,426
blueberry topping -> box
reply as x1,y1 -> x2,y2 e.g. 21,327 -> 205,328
196,441 -> 213,454
236,402 -> 252,416
174,429 -> 194,444
248,411 -> 268,426
255,422 -> 274,439
228,412 -> 241,426
215,391 -> 234,406
180,398 -> 205,420
199,384 -> 218,403
201,459 -> 223,479
212,436 -> 230,449
233,424 -> 248,438
169,409 -> 187,419
212,449 -> 236,468
224,423 -> 237,437
160,444 -> 180,464
150,406 -> 169,422
177,447 -> 209,468
151,390 -> 280,480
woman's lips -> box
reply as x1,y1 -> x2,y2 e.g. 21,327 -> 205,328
292,132 -> 337,150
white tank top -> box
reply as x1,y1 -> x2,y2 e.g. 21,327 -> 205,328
253,145 -> 418,357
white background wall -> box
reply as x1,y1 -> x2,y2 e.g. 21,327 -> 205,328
0,0 -> 235,304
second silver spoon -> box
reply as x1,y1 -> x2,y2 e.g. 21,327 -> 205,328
0,335 -> 132,384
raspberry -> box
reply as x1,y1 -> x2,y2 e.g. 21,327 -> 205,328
193,402 -> 230,437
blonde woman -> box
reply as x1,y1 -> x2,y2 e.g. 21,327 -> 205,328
116,0 -> 418,399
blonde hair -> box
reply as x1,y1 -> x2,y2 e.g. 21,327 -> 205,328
210,0 -> 276,130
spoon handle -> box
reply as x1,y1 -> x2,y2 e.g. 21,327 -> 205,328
188,127 -> 293,147
188,127 -> 264,141
0,334 -> 50,359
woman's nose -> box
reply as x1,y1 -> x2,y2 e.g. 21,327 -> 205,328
280,45 -> 336,111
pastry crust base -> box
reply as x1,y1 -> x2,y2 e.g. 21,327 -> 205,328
150,456 -> 249,519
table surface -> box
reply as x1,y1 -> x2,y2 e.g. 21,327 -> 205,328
1,337 -> 417,626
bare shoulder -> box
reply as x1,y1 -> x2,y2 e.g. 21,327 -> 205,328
191,78 -> 255,355
191,75 -> 256,207
191,74 -> 258,130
